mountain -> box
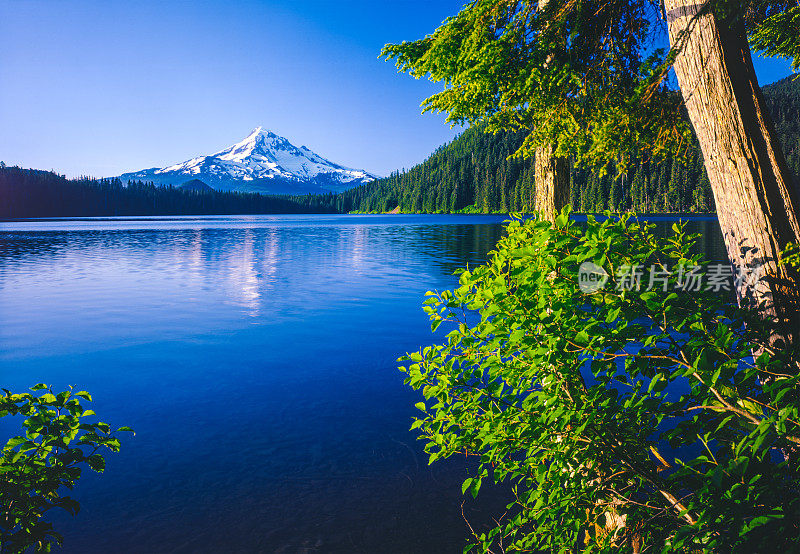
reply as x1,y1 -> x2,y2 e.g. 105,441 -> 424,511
178,179 -> 214,193
120,127 -> 379,194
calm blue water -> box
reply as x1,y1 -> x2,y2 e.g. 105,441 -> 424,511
0,215 -> 513,553
0,214 -> 725,553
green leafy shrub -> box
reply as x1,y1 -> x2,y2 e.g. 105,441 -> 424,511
0,385 -> 132,553
401,210 -> 800,552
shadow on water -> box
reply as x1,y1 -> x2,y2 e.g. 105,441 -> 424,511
0,214 -> 723,553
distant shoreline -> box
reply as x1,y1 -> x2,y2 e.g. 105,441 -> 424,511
1,212 -> 719,224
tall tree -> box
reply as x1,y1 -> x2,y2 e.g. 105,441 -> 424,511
379,1 -> 686,219
533,0 -> 569,221
664,0 -> 800,352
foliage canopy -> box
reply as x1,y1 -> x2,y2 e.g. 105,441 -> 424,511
381,0 -> 800,173
381,0 -> 690,173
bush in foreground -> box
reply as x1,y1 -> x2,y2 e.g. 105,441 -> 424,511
0,386 -> 132,553
402,211 -> 800,552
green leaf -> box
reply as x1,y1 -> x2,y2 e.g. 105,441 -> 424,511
74,391 -> 93,402
87,454 -> 106,472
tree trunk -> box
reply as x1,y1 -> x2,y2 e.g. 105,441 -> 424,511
664,0 -> 800,350
534,144 -> 570,221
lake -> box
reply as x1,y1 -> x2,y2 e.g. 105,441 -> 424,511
0,214 -> 725,553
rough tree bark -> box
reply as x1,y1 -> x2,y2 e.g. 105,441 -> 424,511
534,144 -> 571,221
664,0 -> 800,350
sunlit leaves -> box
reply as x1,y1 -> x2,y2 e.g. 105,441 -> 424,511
0,385 -> 132,553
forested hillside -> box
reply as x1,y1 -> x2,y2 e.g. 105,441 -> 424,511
0,166 -> 332,218
322,75 -> 800,214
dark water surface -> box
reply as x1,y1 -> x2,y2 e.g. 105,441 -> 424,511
0,214 -> 724,553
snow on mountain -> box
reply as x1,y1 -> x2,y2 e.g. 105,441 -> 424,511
119,127 -> 379,194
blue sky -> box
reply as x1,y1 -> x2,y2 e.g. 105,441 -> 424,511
0,1 -> 796,179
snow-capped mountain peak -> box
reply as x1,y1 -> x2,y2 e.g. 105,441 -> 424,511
215,127 -> 282,162
120,128 -> 378,194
